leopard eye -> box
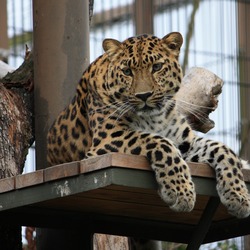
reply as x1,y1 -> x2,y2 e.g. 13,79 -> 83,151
152,63 -> 163,73
122,67 -> 133,76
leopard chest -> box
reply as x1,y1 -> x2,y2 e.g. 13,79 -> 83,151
129,111 -> 168,134
128,110 -> 191,147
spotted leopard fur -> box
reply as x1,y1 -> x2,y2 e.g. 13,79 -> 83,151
47,32 -> 250,218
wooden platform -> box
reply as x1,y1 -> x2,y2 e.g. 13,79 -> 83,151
1,153 -> 250,249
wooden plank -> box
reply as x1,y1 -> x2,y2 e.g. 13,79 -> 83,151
15,169 -> 44,189
0,168 -> 115,211
80,154 -> 114,173
44,161 -> 80,182
189,162 -> 215,178
36,194 -> 203,225
0,158 -> 237,212
35,185 -> 230,224
76,185 -> 208,211
0,153 -> 248,194
80,153 -> 150,174
80,153 -> 211,175
0,177 -> 15,193
81,153 -> 250,183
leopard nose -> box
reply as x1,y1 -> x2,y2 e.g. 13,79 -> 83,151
135,92 -> 153,101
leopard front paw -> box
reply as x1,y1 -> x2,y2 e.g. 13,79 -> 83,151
158,179 -> 196,212
217,184 -> 250,218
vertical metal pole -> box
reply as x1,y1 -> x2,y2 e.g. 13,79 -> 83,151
134,0 -> 154,35
239,3 -> 250,161
33,0 -> 90,170
238,2 -> 250,249
33,0 -> 91,249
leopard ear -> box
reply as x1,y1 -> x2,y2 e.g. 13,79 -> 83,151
162,32 -> 183,57
103,38 -> 122,58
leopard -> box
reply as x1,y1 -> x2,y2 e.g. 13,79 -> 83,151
47,32 -> 250,220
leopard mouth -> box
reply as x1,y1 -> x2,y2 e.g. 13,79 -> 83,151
125,96 -> 165,113
140,104 -> 155,111
135,102 -> 164,114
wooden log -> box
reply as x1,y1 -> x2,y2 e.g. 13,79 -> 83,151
176,67 -> 223,133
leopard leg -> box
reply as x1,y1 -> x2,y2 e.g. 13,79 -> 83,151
148,138 -> 196,212
185,137 -> 250,218
87,132 -> 196,212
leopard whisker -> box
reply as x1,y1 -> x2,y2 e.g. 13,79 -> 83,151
105,105 -> 132,127
162,95 -> 210,124
87,100 -> 126,116
176,99 -> 215,110
99,101 -> 132,126
175,101 -> 211,124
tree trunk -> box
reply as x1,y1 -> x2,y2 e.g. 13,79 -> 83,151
0,49 -> 34,249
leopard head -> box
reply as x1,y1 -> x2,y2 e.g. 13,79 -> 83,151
99,32 -> 183,114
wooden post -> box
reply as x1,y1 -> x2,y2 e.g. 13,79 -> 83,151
134,0 -> 154,35
238,1 -> 250,249
33,0 -> 90,170
33,0 -> 90,249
